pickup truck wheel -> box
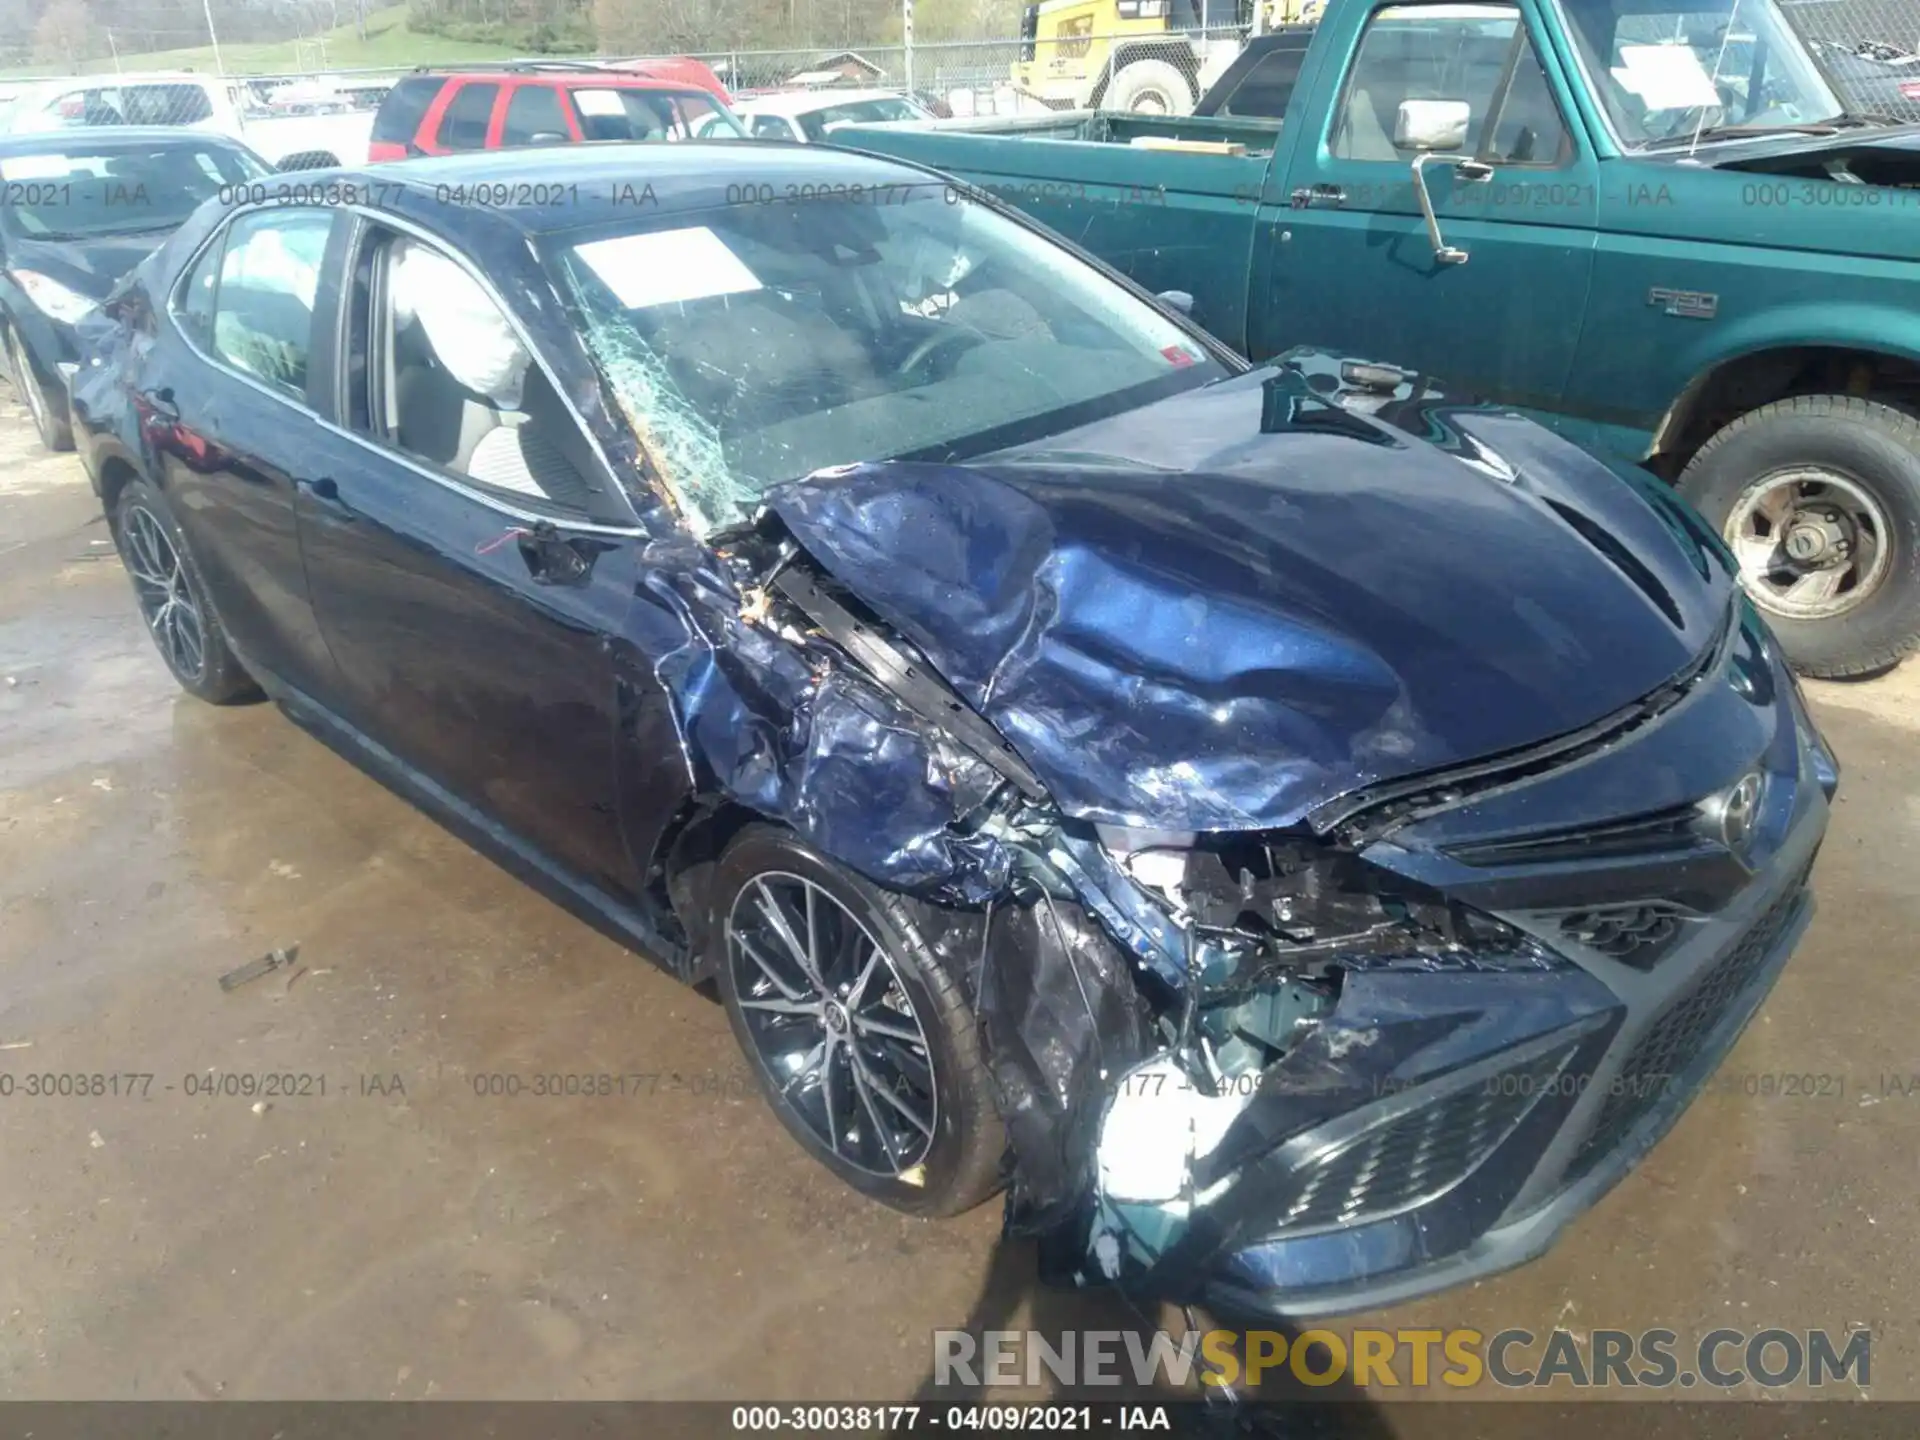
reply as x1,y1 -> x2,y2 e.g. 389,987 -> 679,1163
715,824 -> 1003,1218
1677,395 -> 1920,678
1105,59 -> 1193,115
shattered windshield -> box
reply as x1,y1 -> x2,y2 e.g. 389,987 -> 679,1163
552,185 -> 1227,535
1557,0 -> 1844,143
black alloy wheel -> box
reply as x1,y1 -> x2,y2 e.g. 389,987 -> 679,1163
714,825 -> 1002,1216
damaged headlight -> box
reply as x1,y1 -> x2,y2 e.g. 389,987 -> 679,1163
1096,824 -> 1531,966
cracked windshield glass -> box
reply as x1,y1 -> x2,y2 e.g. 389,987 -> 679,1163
553,186 -> 1228,535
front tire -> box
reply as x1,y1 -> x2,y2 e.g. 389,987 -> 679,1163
111,478 -> 261,704
715,824 -> 1003,1217
1103,59 -> 1194,115
1677,395 -> 1920,678
5,324 -> 73,452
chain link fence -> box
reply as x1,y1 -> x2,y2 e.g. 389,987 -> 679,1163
0,25 -> 1251,135
6,6 -> 1920,127
684,28 -> 1243,115
1784,0 -> 1920,120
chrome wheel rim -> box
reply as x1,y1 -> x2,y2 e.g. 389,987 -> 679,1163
1725,468 -> 1892,621
726,872 -> 937,1178
120,505 -> 206,683
7,333 -> 48,438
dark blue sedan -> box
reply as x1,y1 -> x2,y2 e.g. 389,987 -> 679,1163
71,142 -> 1836,1317
1,127 -> 270,450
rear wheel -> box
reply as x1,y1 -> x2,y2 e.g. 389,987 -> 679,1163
1677,395 -> 1920,678
5,324 -> 73,452
111,478 -> 261,704
714,824 -> 1002,1217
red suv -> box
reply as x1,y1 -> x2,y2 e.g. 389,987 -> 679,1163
369,65 -> 744,162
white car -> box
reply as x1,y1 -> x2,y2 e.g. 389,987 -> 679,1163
719,88 -> 937,143
2,72 -> 372,168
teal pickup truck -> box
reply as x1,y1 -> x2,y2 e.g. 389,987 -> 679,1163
835,0 -> 1920,677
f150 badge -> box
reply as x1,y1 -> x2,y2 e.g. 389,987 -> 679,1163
1648,287 -> 1718,320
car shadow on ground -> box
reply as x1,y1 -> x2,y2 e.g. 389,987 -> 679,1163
900,1234 -> 1401,1438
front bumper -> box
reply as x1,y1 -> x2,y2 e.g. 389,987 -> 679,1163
1206,830 -> 1818,1320
1076,609 -> 1834,1317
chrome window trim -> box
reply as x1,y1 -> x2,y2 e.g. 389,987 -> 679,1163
162,198 -> 649,540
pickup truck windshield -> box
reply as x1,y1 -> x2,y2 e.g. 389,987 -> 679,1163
556,186 -> 1226,535
1558,0 -> 1844,143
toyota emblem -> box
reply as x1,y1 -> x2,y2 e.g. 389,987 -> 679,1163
1719,770 -> 1764,851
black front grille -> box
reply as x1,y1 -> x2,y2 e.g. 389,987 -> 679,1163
1267,1045 -> 1572,1235
1449,805 -> 1700,867
1566,865 -> 1811,1181
1557,902 -> 1691,967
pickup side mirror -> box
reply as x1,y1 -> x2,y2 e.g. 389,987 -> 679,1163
1393,98 -> 1470,152
1392,99 -> 1491,266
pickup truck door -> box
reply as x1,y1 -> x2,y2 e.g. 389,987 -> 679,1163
1257,0 -> 1599,409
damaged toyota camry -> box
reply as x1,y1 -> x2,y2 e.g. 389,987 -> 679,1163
72,143 -> 1838,1317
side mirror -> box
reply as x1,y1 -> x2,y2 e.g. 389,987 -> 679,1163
1393,98 -> 1470,152
1393,100 -> 1489,267
1156,289 -> 1195,315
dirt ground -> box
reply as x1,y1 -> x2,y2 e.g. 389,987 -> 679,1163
2,398 -> 1916,1412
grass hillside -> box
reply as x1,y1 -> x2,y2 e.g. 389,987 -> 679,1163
10,7 -> 575,77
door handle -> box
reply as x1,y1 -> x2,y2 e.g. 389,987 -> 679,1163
305,475 -> 355,520
1289,183 -> 1346,209
516,522 -> 592,586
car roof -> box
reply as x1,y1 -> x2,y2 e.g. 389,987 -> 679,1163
315,142 -> 931,248
0,127 -> 254,158
424,70 -> 713,93
733,88 -> 916,117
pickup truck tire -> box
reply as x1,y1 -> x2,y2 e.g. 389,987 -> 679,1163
1678,395 -> 1920,678
1104,59 -> 1194,115
714,824 -> 1004,1218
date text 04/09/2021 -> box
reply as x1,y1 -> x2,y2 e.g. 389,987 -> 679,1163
730,1405 -> 1172,1431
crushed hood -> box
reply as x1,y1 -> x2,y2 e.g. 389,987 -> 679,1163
8,230 -> 169,303
764,360 -> 1735,833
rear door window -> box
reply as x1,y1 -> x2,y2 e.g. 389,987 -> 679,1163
125,85 -> 213,125
48,84 -> 214,126
502,84 -> 572,145
436,82 -> 499,150
566,86 -> 732,141
206,208 -> 336,403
